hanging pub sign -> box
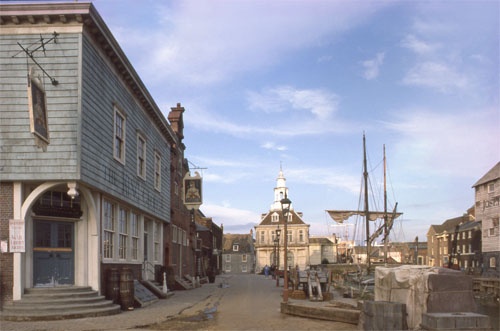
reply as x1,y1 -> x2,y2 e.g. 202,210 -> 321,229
27,68 -> 50,150
183,172 -> 202,209
9,219 -> 25,253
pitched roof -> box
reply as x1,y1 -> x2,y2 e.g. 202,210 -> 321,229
223,233 -> 254,253
472,162 -> 500,187
258,210 -> 308,226
430,214 -> 471,234
309,237 -> 335,245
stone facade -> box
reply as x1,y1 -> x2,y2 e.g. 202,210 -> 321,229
222,233 -> 255,274
254,169 -> 310,272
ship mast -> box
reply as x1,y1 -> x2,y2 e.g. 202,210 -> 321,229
383,145 -> 388,265
363,134 -> 371,271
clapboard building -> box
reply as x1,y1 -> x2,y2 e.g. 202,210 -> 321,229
473,162 -> 500,278
0,2 -> 189,309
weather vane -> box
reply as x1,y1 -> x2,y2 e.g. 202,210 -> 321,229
12,31 -> 59,86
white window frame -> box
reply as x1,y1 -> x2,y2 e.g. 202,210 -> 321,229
233,244 -> 239,252
130,212 -> 139,260
103,199 -> 115,259
172,225 -> 178,244
137,133 -> 146,179
225,254 -> 231,262
154,221 -> 161,262
154,151 -> 161,191
113,106 -> 126,163
118,207 -> 128,260
488,183 -> 495,193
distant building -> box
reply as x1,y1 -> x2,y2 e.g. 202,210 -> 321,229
426,211 -> 475,268
309,236 -> 337,265
222,232 -> 255,274
193,210 -> 223,277
473,162 -> 500,278
451,220 -> 482,272
254,169 -> 310,272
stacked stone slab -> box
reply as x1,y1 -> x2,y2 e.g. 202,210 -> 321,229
373,265 -> 492,330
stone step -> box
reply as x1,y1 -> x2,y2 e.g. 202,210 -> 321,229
3,297 -> 113,311
0,305 -> 121,321
21,287 -> 101,301
0,286 -> 121,321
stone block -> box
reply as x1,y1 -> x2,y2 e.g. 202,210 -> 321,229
361,301 -> 408,330
421,312 -> 492,330
427,273 -> 472,291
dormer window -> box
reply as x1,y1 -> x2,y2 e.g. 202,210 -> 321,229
233,244 -> 239,252
272,213 -> 279,222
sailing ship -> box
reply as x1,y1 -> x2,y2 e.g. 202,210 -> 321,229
326,134 -> 402,271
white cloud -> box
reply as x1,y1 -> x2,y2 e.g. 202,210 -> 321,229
287,167 -> 361,195
384,107 -> 499,177
400,34 -> 439,54
186,102 -> 349,138
402,62 -> 468,92
201,203 -> 260,228
247,86 -> 340,120
111,1 -> 388,86
361,52 -> 385,80
261,142 -> 287,151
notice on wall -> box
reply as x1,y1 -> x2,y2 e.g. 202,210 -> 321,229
9,219 -> 25,253
0,240 -> 7,253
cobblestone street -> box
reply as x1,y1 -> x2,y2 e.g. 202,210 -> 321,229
0,274 -> 357,331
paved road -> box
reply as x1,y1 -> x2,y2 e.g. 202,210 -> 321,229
0,273 -> 357,331
151,273 -> 357,330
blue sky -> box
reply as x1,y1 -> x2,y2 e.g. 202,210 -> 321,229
91,0 -> 498,244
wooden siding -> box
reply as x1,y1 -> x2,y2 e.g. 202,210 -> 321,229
79,34 -> 171,219
476,179 -> 500,253
0,32 -> 80,180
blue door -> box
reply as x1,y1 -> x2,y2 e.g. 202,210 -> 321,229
33,221 -> 74,286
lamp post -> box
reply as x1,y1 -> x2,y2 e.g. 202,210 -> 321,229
280,195 -> 291,303
275,227 -> 281,287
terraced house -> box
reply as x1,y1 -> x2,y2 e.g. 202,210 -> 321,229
0,2 -> 200,315
473,162 -> 500,278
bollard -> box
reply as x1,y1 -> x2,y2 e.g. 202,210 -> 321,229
163,271 -> 168,294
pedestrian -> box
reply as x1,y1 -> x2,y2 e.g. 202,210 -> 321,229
264,265 -> 269,278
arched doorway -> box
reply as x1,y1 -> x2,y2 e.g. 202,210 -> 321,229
32,190 -> 82,287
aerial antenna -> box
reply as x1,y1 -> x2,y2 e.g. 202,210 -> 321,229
188,160 -> 207,173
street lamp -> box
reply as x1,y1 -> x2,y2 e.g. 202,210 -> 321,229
280,195 -> 291,303
275,226 -> 281,287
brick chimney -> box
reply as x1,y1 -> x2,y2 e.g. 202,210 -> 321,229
168,103 -> 185,140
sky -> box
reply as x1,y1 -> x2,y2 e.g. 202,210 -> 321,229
88,0 -> 499,244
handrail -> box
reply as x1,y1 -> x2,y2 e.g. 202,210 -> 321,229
142,260 -> 156,275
